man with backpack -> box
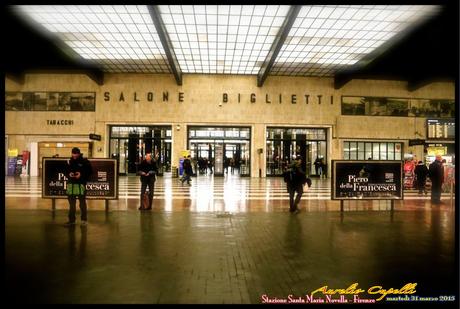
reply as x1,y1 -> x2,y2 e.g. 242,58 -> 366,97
283,155 -> 311,214
64,147 -> 92,226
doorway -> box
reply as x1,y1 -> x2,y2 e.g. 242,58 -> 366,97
38,141 -> 91,176
109,125 -> 172,176
187,126 -> 251,176
266,127 -> 327,177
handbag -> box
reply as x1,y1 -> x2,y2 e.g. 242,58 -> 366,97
66,183 -> 85,196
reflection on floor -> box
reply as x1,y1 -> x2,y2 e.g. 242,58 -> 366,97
5,175 -> 455,212
5,175 -> 457,304
5,208 -> 456,304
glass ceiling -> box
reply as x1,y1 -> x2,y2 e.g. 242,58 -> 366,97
14,5 -> 171,73
13,5 -> 440,77
272,5 -> 441,77
159,5 -> 290,74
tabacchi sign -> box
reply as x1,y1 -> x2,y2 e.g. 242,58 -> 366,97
331,160 -> 403,200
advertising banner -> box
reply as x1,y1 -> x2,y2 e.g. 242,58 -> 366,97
178,150 -> 190,176
179,158 -> 184,176
332,160 -> 403,200
21,151 -> 30,176
7,157 -> 17,176
42,158 -> 118,199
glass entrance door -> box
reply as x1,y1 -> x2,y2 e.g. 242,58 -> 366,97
266,127 -> 328,177
188,126 -> 251,177
109,125 -> 172,176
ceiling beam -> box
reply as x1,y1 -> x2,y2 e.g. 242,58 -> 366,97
334,72 -> 354,90
407,79 -> 431,92
84,69 -> 105,86
148,5 -> 182,86
257,5 -> 301,87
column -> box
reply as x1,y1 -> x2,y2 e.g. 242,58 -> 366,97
172,123 -> 187,170
251,123 -> 266,178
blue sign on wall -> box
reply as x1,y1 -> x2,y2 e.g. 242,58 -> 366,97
179,158 -> 184,176
7,157 -> 17,176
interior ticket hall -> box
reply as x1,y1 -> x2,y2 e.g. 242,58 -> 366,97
4,4 -> 458,305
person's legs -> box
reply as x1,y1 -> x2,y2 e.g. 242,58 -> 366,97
294,185 -> 304,209
417,180 -> 423,194
140,181 -> 147,209
184,173 -> 189,184
78,194 -> 87,221
431,182 -> 441,203
147,180 -> 154,209
68,196 -> 77,223
288,186 -> 296,212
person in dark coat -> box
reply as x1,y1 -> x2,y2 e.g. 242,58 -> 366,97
414,160 -> 429,195
284,156 -> 309,213
181,155 -> 193,185
65,147 -> 92,226
138,153 -> 158,210
314,157 -> 321,175
429,154 -> 444,204
208,158 -> 213,174
320,158 -> 327,178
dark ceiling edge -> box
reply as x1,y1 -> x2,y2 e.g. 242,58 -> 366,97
333,4 -> 457,91
4,6 -> 105,85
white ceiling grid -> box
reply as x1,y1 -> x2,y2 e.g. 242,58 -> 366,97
14,5 -> 440,77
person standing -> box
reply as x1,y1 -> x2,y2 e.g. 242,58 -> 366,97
138,153 -> 158,210
320,157 -> 327,178
208,158 -> 213,174
224,156 -> 229,174
414,160 -> 429,195
181,155 -> 193,185
314,157 -> 321,176
65,147 -> 92,226
429,154 -> 444,204
284,156 -> 308,214
441,159 -> 449,192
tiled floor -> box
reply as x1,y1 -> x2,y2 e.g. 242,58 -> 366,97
4,175 -> 458,304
